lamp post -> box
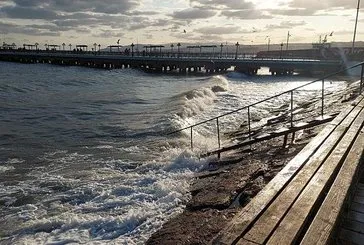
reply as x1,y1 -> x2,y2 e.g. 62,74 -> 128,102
177,42 -> 181,58
352,0 -> 361,53
93,43 -> 97,52
286,31 -> 291,51
220,43 -> 223,58
69,43 -> 72,51
235,42 -> 239,59
98,44 -> 101,51
62,43 -> 66,51
131,43 -> 135,57
35,42 -> 39,50
280,42 -> 284,59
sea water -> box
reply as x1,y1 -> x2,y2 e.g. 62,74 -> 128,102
0,62 -> 347,244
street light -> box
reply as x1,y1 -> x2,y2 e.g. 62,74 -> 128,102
235,42 -> 239,59
352,0 -> 361,53
220,43 -> 223,58
98,44 -> 101,51
93,43 -> 97,52
177,42 -> 181,58
286,31 -> 291,51
131,43 -> 135,57
69,43 -> 72,51
280,42 -> 284,59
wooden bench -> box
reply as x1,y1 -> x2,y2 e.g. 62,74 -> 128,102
211,95 -> 364,245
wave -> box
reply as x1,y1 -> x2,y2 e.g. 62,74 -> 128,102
168,75 -> 229,122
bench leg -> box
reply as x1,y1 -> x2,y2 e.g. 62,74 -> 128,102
283,134 -> 288,148
291,132 -> 296,144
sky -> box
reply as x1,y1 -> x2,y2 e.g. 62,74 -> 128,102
0,0 -> 363,48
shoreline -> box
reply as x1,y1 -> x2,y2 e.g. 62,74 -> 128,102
146,78 -> 361,244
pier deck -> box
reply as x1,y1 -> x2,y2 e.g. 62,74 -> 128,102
211,95 -> 364,244
0,50 -> 343,75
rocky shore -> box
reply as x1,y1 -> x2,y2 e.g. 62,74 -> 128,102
147,78 -> 361,245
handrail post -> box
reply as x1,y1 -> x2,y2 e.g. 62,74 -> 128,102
248,106 -> 251,140
321,79 -> 324,117
190,127 -> 193,150
216,118 -> 221,149
360,64 -> 364,94
290,90 -> 294,127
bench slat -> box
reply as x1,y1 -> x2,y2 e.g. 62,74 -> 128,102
300,129 -> 364,245
210,99 -> 361,245
267,109 -> 364,244
211,125 -> 337,244
242,106 -> 363,244
341,219 -> 364,234
339,228 -> 364,244
243,127 -> 346,244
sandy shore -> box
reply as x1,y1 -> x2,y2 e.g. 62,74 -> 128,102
147,78 -> 361,245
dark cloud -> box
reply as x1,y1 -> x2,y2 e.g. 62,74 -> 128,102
9,0 -> 141,14
171,8 -> 217,19
0,21 -> 60,36
1,5 -> 58,19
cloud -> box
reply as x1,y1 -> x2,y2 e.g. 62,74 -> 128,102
0,5 -> 58,20
190,0 -> 254,10
269,0 -> 358,16
289,0 -> 355,10
171,8 -> 217,19
0,21 -> 60,36
265,20 -> 306,30
9,0 -> 141,14
194,26 -> 242,35
221,9 -> 272,19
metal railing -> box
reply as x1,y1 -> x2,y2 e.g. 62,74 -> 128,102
167,61 -> 364,154
0,49 -> 337,62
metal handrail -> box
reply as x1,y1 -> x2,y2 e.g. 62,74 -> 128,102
167,61 -> 364,152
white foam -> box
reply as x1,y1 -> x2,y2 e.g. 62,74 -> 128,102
0,165 -> 14,173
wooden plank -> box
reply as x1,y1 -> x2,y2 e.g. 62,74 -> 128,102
243,127 -> 347,244
351,202 -> 364,214
337,104 -> 363,128
348,211 -> 364,223
235,238 -> 260,245
342,219 -> 364,234
357,183 -> 364,190
266,109 -> 364,244
354,195 -> 364,205
355,189 -> 364,197
328,105 -> 355,126
300,129 -> 364,245
339,228 -> 364,244
210,124 -> 338,245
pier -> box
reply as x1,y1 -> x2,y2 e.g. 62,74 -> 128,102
0,49 -> 343,75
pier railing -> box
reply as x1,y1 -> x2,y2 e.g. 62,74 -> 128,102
167,61 -> 364,155
0,49 -> 328,61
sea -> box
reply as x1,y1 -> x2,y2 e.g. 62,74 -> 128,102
0,61 -> 348,244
